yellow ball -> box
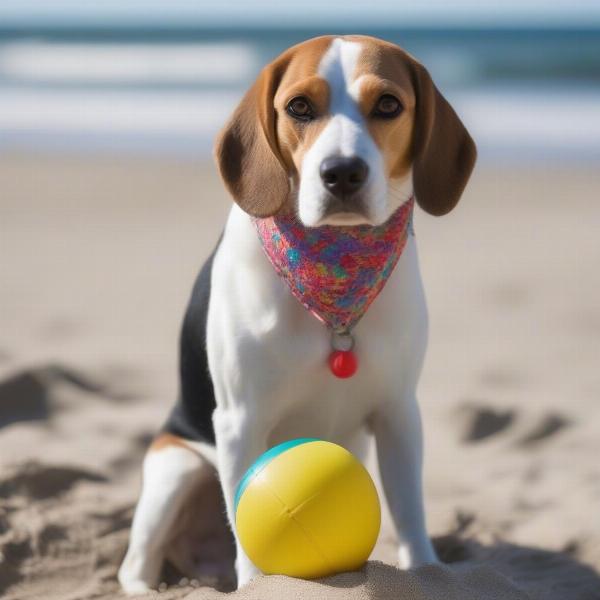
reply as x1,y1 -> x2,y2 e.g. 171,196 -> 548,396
234,439 -> 381,579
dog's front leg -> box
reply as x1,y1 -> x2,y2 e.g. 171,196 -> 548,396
372,393 -> 438,569
213,407 -> 264,588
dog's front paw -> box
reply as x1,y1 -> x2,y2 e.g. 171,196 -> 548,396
398,540 -> 439,570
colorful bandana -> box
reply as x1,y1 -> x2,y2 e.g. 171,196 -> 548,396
253,198 -> 414,334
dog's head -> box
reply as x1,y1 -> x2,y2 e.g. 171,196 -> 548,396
215,35 -> 476,226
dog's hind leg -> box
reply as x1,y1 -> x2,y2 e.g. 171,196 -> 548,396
118,436 -> 227,594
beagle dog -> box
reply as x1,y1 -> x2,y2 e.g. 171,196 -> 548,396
119,35 -> 476,593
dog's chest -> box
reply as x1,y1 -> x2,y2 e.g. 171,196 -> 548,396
207,206 -> 428,441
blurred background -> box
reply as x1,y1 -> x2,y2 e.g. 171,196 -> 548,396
0,1 -> 599,160
1,2 -> 600,599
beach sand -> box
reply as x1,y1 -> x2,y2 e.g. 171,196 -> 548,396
1,154 -> 599,599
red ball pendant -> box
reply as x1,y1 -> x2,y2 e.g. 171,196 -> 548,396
328,350 -> 358,378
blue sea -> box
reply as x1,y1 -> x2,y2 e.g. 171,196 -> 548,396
1,24 -> 599,163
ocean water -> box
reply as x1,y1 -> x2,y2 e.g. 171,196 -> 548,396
1,25 -> 599,162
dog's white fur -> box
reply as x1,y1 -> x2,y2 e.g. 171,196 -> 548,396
119,37 -> 438,593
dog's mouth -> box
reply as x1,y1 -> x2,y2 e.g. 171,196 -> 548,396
317,196 -> 372,226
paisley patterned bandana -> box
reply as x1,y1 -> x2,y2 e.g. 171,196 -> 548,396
253,198 -> 414,335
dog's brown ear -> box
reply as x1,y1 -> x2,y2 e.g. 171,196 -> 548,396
409,60 -> 477,216
214,60 -> 290,217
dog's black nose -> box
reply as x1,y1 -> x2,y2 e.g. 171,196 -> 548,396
320,156 -> 369,198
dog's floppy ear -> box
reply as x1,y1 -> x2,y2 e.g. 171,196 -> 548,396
214,59 -> 290,217
408,59 -> 477,216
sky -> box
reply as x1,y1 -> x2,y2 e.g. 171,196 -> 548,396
1,0 -> 600,28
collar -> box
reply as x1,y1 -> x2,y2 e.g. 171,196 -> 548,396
252,198 -> 414,377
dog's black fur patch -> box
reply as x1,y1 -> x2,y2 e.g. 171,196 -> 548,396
162,240 -> 221,445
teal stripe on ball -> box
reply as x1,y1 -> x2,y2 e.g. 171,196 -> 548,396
234,438 -> 319,513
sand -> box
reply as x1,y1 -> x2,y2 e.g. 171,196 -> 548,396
1,153 -> 599,599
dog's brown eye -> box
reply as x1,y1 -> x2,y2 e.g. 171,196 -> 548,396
372,94 -> 403,119
287,97 -> 314,121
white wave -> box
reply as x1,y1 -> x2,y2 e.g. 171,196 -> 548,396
0,42 -> 258,84
450,88 -> 600,158
0,88 -> 240,133
0,86 -> 599,160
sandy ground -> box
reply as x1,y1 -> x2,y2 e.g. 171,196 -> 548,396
1,154 -> 599,599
